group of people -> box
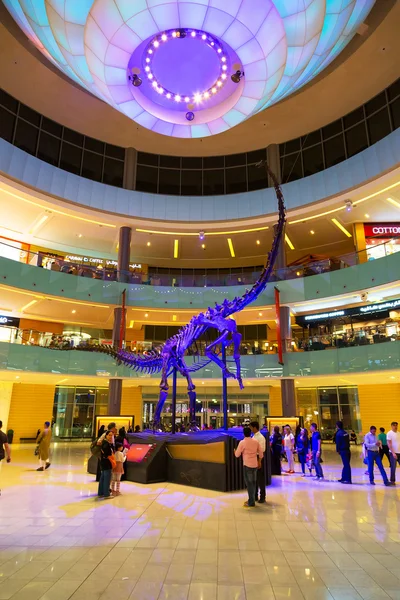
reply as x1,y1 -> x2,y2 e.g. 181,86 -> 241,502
270,423 -> 324,480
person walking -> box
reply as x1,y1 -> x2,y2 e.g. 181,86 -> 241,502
270,426 -> 282,475
98,430 -> 115,499
36,421 -> 52,471
378,427 -> 391,466
250,421 -> 266,503
387,421 -> 400,484
335,421 -> 352,484
284,426 -> 295,473
310,423 -> 324,480
234,427 -> 263,507
296,428 -> 309,476
364,426 -> 393,486
0,420 -> 11,495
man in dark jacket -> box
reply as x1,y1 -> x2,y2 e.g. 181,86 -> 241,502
336,421 -> 352,484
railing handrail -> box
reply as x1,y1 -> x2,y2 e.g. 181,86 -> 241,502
0,236 -> 398,287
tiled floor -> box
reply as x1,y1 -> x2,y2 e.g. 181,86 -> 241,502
0,443 -> 400,600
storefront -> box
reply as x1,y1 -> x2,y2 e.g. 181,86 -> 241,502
0,235 -> 30,263
0,315 -> 20,343
295,298 -> 400,349
53,385 -> 109,438
364,223 -> 400,260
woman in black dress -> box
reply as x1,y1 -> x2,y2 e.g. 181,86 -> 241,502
296,428 -> 310,476
270,426 -> 283,475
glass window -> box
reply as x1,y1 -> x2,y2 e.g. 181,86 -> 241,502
281,152 -> 303,182
160,155 -> 180,168
82,150 -> 103,182
225,166 -> 247,194
41,117 -> 62,137
367,108 -> 391,145
203,169 -> 224,195
182,157 -> 202,169
247,163 -> 268,191
63,127 -> 84,146
323,134 -> 345,167
136,165 -> 158,193
225,153 -> 246,167
85,136 -> 104,154
365,91 -> 386,116
345,122 -> 368,158
138,151 -> 158,166
103,157 -> 123,187
387,78 -> 400,102
18,103 -> 41,127
158,168 -> 180,195
302,144 -> 324,176
0,89 -> 18,113
14,119 -> 38,155
390,96 -> 400,130
338,386 -> 358,405
37,131 -> 61,166
283,138 -> 301,154
247,148 -> 266,164
297,388 -> 318,429
0,106 -> 15,142
59,141 -> 82,175
181,170 -> 202,195
343,106 -> 364,129
105,143 -> 125,160
301,130 -> 321,148
322,119 -> 342,140
203,155 -> 224,168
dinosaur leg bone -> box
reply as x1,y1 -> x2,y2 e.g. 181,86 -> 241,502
232,331 -> 244,389
176,358 -> 197,423
153,357 -> 170,428
205,330 -> 235,380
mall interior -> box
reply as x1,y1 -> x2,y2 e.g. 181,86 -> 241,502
0,1 -> 400,599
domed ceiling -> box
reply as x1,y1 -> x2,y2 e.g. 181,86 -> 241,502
3,0 -> 375,138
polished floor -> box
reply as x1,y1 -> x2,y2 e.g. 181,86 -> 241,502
0,443 -> 400,600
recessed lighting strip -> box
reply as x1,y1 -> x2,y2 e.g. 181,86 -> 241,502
331,218 -> 352,238
136,226 -> 270,236
227,238 -> 235,257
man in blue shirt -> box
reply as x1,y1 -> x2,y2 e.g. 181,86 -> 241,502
364,426 -> 393,486
310,423 -> 324,480
335,421 -> 351,484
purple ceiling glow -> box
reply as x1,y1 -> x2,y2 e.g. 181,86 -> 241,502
4,0 -> 377,139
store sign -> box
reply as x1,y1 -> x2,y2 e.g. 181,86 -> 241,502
364,223 -> 400,238
65,254 -> 142,270
297,297 -> 400,325
0,315 -> 20,327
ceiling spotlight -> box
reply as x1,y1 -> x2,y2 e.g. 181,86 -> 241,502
231,69 -> 244,83
147,241 -> 151,247
345,199 -> 353,212
212,87 -> 217,94
204,91 -> 210,99
221,56 -> 226,62
148,49 -> 153,54
152,80 -> 157,88
184,96 -> 190,102
199,231 -> 205,241
202,34 -> 207,40
172,31 -> 177,37
153,40 -> 159,47
146,58 -> 150,63
217,48 -> 222,53
129,74 -> 142,87
145,66 -> 150,72
186,111 -> 195,121
161,34 -> 167,41
148,73 -> 153,80
201,243 -> 206,249
175,94 -> 181,102
166,93 -> 171,99
221,73 -> 227,80
217,80 -> 222,87
222,65 -> 227,71
191,31 -> 196,37
158,88 -> 164,94
194,93 -> 202,103
256,240 -> 260,245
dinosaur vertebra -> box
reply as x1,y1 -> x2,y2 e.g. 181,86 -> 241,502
55,164 -> 285,427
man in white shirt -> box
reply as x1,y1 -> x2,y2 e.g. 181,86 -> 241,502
284,426 -> 295,473
387,421 -> 400,484
250,421 -> 266,503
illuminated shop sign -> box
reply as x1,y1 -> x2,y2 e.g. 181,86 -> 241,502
0,315 -> 20,327
64,255 -> 142,270
296,297 -> 400,324
364,223 -> 400,238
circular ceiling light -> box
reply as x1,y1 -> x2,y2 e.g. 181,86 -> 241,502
3,0 -> 377,139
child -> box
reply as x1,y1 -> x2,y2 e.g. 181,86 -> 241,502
306,451 -> 314,477
111,442 -> 126,496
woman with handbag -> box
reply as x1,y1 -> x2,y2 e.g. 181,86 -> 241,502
98,430 -> 115,499
36,421 -> 52,471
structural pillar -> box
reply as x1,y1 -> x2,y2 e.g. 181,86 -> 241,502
281,379 -> 296,417
280,305 -> 292,353
267,143 -> 282,186
123,147 -> 138,190
112,307 -> 126,350
118,226 -> 132,283
108,378 -> 122,415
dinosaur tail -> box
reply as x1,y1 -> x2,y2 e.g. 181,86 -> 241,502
56,344 -> 164,374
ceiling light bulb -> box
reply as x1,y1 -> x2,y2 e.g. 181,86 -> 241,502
217,48 -> 222,53
184,96 -> 190,102
222,65 -> 227,71
146,58 -> 150,63
221,56 -> 226,62
172,31 -> 177,37
161,34 -> 167,41
212,87 -> 217,94
256,240 -> 260,245
204,91 -> 210,98
310,230 -> 315,235
259,312 -> 262,317
221,73 -> 227,80
175,95 -> 181,102
194,93 -> 202,103
201,244 -> 206,249
202,34 -> 206,40
217,80 -> 222,87
72,310 -> 76,314
153,40 -> 159,47
152,81 -> 157,88
158,88 -> 164,94
365,213 -> 370,218
145,313 -> 149,318
147,241 -> 151,247
148,49 -> 153,54
148,73 -> 153,79
145,66 -> 150,72
166,93 -> 171,99
191,31 -> 196,37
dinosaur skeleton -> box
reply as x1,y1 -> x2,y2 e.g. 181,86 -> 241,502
57,164 -> 286,427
